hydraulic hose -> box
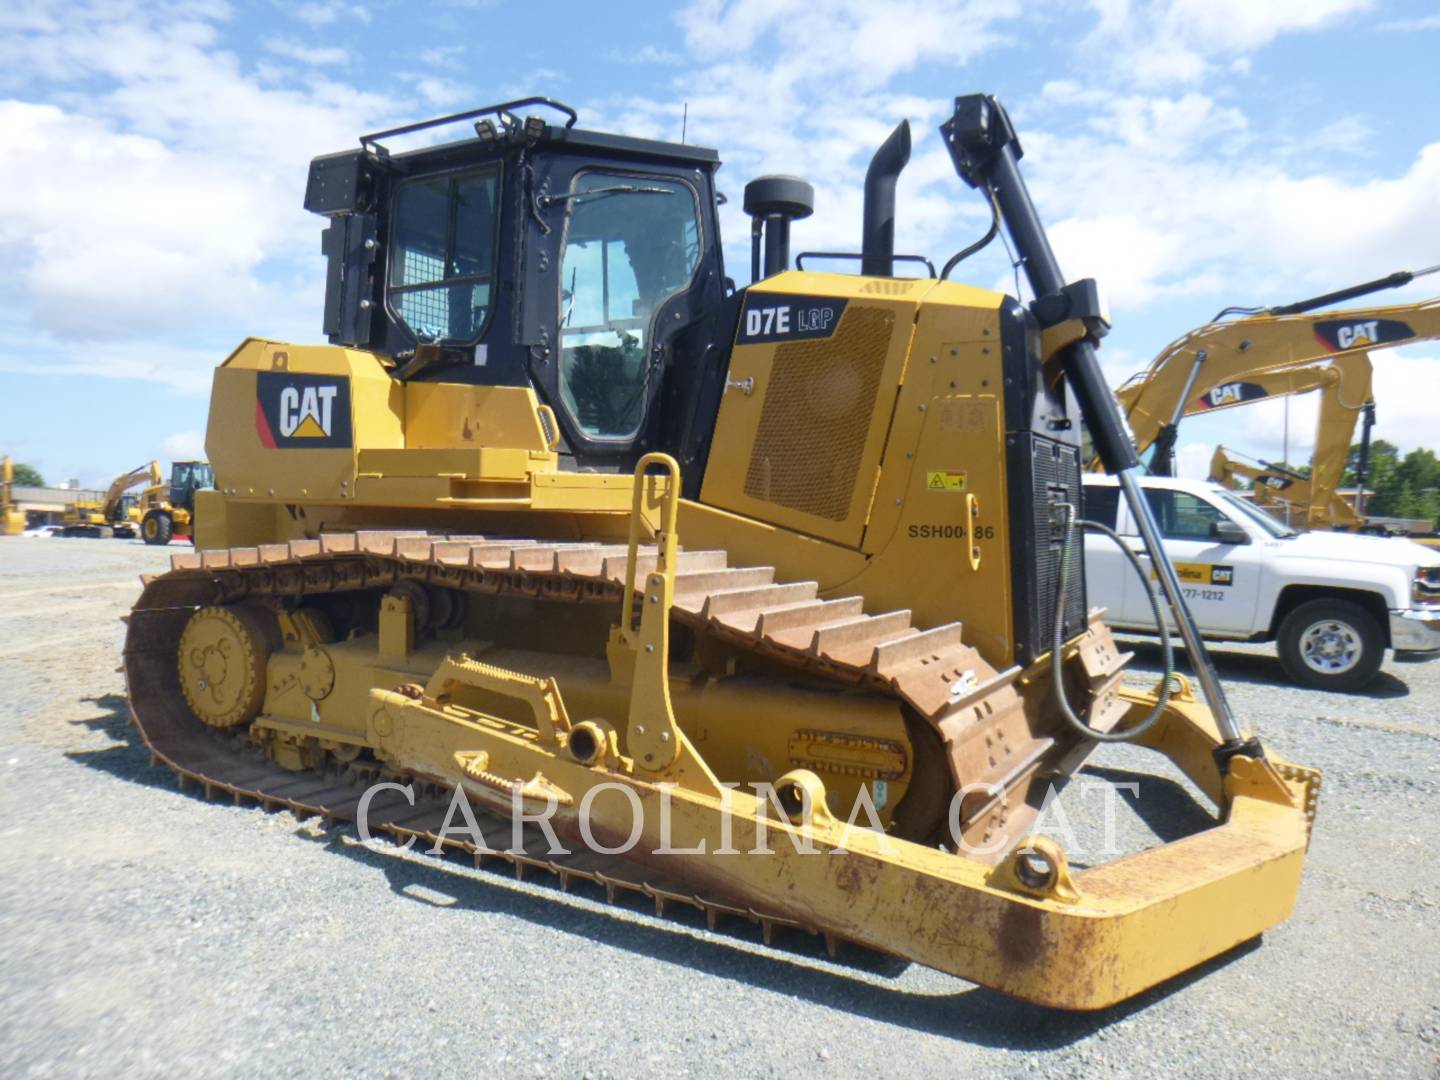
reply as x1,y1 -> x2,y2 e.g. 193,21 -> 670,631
1050,504 -> 1173,743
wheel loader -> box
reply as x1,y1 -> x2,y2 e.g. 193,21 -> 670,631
124,94 -> 1319,1010
137,459 -> 214,545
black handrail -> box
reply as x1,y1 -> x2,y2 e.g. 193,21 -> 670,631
794,251 -> 937,278
360,97 -> 580,153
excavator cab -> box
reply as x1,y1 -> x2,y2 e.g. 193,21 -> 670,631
305,98 -> 729,471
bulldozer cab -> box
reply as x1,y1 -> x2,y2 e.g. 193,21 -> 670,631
305,98 -> 728,468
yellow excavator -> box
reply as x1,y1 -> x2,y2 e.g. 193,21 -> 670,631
2,456 -> 24,535
1110,275 -> 1440,530
123,94 -> 1319,1010
59,460 -> 162,538
1201,353 -> 1374,530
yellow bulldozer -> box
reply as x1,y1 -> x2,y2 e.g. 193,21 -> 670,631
123,94 -> 1319,1010
2,456 -> 25,535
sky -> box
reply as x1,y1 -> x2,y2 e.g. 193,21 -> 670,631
1,0 -> 1438,487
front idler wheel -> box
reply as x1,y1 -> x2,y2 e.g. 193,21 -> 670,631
178,604 -> 277,727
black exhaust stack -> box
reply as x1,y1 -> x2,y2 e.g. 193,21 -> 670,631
743,176 -> 814,282
861,121 -> 911,277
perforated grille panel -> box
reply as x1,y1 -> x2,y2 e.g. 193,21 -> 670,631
743,306 -> 894,521
1013,435 -> 1087,661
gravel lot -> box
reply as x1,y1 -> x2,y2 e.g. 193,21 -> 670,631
1,537 -> 1436,1078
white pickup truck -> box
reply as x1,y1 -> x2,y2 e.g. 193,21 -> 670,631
1082,475 -> 1440,690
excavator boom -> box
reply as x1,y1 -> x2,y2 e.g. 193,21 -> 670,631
1115,293 -> 1440,474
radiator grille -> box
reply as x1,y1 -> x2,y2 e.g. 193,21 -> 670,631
744,306 -> 894,521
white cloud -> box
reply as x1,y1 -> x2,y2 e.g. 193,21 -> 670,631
0,1 -> 399,389
1360,345 -> 1440,455
397,74 -> 470,109
608,45 -> 683,65
604,2 -> 1026,275
1015,85 -> 1440,312
0,102 -> 274,341
265,39 -> 349,66
290,2 -> 371,28
1380,15 -> 1440,31
418,45 -> 465,67
1086,0 -> 1373,86
161,431 -> 206,460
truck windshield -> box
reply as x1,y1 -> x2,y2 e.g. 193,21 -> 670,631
1217,489 -> 1297,538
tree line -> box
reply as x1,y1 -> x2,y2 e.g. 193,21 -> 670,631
8,463 -> 45,487
1342,441 -> 1440,527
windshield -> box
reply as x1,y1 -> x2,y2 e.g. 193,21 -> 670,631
1217,489 -> 1297,538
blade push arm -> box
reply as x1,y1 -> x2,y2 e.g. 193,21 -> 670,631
941,94 -> 1250,756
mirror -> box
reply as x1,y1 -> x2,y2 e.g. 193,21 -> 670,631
1211,519 -> 1250,545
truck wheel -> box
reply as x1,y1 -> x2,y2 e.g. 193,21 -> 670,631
142,510 -> 174,546
1277,598 -> 1384,691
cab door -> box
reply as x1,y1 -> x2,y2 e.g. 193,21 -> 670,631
1133,487 -> 1262,634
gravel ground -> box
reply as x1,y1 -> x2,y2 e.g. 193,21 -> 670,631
1,537 -> 1436,1078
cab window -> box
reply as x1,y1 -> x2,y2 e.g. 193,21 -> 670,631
1144,489 -> 1228,541
556,173 -> 701,440
1082,485 -> 1121,530
388,168 -> 500,344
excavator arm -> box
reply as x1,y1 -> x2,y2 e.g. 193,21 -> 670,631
1113,292 -> 1440,473
102,461 -> 163,522
1199,352 -> 1372,528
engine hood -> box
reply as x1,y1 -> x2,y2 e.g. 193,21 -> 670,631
1269,529 -> 1440,569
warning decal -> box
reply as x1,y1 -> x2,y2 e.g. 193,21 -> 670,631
926,470 -> 967,493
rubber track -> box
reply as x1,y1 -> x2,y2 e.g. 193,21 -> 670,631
123,531 -> 1126,950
